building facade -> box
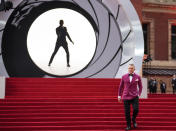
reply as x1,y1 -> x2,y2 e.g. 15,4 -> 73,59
131,0 -> 176,93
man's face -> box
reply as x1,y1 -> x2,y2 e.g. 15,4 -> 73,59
128,65 -> 135,74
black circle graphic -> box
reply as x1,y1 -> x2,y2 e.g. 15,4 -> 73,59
27,8 -> 97,76
2,0 -> 122,78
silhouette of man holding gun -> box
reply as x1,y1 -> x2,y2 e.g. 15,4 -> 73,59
48,20 -> 74,67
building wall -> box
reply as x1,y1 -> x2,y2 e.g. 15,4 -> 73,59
134,1 -> 176,93
131,0 -> 143,21
143,10 -> 176,61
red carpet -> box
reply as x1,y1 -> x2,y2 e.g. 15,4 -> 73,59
0,78 -> 176,130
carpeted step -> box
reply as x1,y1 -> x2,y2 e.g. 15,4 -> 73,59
1,78 -> 176,130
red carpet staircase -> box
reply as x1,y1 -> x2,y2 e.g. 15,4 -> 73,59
0,78 -> 176,130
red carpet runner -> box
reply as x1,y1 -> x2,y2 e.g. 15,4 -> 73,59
0,78 -> 176,130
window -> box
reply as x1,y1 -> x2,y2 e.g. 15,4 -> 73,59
142,23 -> 149,54
171,25 -> 176,59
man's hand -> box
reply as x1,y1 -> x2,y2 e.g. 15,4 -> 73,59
71,41 -> 74,45
118,97 -> 122,103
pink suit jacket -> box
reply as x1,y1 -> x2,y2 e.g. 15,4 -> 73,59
118,73 -> 143,100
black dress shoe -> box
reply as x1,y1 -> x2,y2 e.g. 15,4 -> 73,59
67,64 -> 70,67
133,122 -> 137,128
125,126 -> 131,130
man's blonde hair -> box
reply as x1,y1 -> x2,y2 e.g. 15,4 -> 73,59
128,64 -> 135,69
129,64 -> 135,67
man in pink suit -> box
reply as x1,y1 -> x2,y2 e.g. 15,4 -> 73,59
118,64 -> 143,130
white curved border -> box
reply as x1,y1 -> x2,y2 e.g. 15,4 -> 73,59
102,0 -> 144,77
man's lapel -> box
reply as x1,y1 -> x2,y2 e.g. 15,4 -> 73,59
126,74 -> 130,83
130,73 -> 136,84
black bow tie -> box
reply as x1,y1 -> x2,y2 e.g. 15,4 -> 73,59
129,74 -> 133,77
